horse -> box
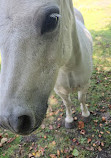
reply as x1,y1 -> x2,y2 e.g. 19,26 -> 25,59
0,0 -> 93,135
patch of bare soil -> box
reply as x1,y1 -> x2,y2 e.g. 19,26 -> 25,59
96,147 -> 111,158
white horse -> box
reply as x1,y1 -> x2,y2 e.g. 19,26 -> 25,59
0,0 -> 93,135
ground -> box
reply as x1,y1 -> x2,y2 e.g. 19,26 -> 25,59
0,0 -> 111,157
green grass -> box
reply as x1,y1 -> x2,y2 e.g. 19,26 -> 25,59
73,0 -> 111,70
0,0 -> 111,157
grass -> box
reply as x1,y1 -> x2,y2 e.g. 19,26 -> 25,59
0,0 -> 111,157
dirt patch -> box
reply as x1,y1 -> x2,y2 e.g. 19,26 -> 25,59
96,147 -> 111,158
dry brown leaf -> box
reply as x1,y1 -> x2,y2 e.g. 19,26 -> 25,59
49,125 -> 53,130
35,151 -> 41,158
52,141 -> 56,145
50,154 -> 57,158
93,143 -> 96,147
80,129 -> 86,135
94,120 -> 98,123
74,117 -> 78,121
102,117 -> 106,122
78,121 -> 85,129
100,131 -> 104,134
99,134 -> 102,138
44,135 -> 47,139
101,142 -> 104,147
87,138 -> 92,143
106,131 -> 110,134
73,138 -> 77,143
61,149 -> 63,153
99,124 -> 103,127
1,138 -> 8,144
49,97 -> 58,105
28,153 -> 33,158
86,146 -> 94,151
98,146 -> 102,151
57,150 -> 60,156
95,140 -> 100,146
49,112 -> 55,116
7,137 -> 16,143
29,147 -> 33,151
57,118 -> 61,121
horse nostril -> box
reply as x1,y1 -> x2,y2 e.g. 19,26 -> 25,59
9,114 -> 33,134
17,115 -> 32,133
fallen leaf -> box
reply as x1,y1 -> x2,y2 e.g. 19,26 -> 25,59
98,146 -> 102,151
94,120 -> 98,123
32,143 -> 35,147
86,146 -> 94,151
49,97 -> 58,105
102,117 -> 106,122
61,150 -> 63,153
74,117 -> 78,121
49,125 -> 53,130
100,131 -> 104,134
57,150 -> 60,156
95,140 -> 100,146
35,152 -> 41,158
39,147 -> 45,155
87,138 -> 92,143
99,134 -> 102,138
29,153 -> 33,158
106,131 -> 110,134
92,134 -> 94,138
49,112 -> 55,116
93,143 -> 96,147
64,149 -> 68,153
73,138 -> 77,143
72,110 -> 76,114
29,147 -> 33,151
50,154 -> 57,158
57,118 -> 61,121
72,149 -> 79,157
55,110 -> 60,115
1,138 -> 8,144
80,129 -> 86,135
32,152 -> 36,156
78,121 -> 84,129
44,136 -> 47,139
7,137 -> 16,143
99,124 -> 103,127
52,141 -> 56,146
57,123 -> 61,128
101,142 -> 104,147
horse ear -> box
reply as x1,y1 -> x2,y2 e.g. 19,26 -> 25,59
60,0 -> 81,67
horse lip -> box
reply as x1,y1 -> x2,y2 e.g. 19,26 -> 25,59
0,120 -> 40,135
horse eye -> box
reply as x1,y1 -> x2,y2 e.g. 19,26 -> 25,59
41,13 -> 60,35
